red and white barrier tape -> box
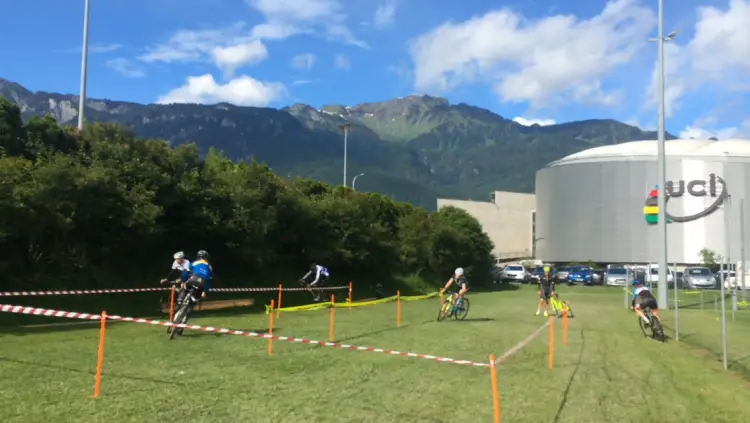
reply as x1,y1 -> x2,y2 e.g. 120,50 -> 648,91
0,304 -> 488,368
0,285 -> 348,297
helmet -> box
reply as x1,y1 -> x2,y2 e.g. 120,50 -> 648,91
310,263 -> 317,271
173,251 -> 185,260
197,250 -> 209,259
632,279 -> 643,286
543,266 -> 550,274
455,267 -> 464,276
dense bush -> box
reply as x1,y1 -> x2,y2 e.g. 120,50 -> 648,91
0,98 -> 494,292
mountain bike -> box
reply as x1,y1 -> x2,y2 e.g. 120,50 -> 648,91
437,292 -> 470,321
550,293 -> 574,318
169,282 -> 203,340
638,306 -> 665,342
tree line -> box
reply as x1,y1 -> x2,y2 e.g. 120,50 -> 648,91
0,97 -> 495,292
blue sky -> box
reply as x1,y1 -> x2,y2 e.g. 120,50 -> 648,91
1,0 -> 749,138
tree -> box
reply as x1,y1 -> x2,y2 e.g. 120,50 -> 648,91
698,248 -> 722,267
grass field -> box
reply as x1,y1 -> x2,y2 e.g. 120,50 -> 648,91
2,286 -> 750,423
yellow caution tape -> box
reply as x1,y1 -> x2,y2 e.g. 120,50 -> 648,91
265,292 -> 439,315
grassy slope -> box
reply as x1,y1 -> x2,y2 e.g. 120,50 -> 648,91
1,286 -> 749,422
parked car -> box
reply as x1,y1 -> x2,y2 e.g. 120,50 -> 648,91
556,266 -> 570,282
500,264 -> 528,283
717,270 -> 738,289
590,268 -> 603,285
643,266 -> 674,285
568,266 -> 595,285
605,267 -> 629,286
681,267 -> 716,289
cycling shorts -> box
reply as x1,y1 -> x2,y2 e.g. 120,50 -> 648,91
539,287 -> 552,300
635,295 -> 658,311
184,276 -> 207,292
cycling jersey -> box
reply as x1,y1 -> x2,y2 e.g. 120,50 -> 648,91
309,265 -> 330,286
171,259 -> 192,282
539,276 -> 554,290
632,286 -> 653,300
632,286 -> 658,309
450,275 -> 470,290
189,259 -> 214,292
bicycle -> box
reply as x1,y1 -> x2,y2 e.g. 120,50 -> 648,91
637,306 -> 665,342
168,283 -> 203,340
550,293 -> 574,318
437,291 -> 470,321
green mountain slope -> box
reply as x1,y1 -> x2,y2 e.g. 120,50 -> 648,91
0,78 -> 675,209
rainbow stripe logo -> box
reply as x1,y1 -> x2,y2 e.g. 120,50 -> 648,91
643,186 -> 672,225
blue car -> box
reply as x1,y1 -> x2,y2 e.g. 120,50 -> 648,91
568,266 -> 594,285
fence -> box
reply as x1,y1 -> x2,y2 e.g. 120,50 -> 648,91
0,286 -> 572,422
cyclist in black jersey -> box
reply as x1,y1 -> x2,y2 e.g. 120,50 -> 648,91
535,266 -> 555,316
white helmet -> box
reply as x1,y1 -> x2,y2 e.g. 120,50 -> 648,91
455,267 -> 464,276
173,251 -> 185,259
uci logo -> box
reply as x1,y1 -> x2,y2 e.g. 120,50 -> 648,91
644,174 -> 728,224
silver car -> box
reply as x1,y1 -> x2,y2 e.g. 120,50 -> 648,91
501,264 -> 528,283
681,267 -> 716,289
605,267 -> 629,286
556,266 -> 570,282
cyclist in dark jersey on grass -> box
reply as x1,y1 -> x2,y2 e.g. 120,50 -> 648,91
442,268 -> 470,313
631,279 -> 660,324
535,266 -> 555,317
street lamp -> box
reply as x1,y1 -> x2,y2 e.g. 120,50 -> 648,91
337,123 -> 352,187
352,173 -> 365,190
648,0 -> 679,310
77,0 -> 91,130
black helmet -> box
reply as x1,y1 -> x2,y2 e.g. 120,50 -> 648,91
197,250 -> 209,259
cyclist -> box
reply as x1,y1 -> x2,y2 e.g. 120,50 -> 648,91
300,263 -> 330,302
535,265 -> 555,317
187,250 -> 214,299
160,251 -> 192,305
442,267 -> 469,313
631,279 -> 660,324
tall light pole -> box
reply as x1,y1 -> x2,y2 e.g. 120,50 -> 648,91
77,0 -> 91,130
649,0 -> 678,310
352,173 -> 365,190
337,123 -> 352,187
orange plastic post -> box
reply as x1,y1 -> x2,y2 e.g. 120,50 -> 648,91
397,290 -> 402,327
268,300 -> 275,355
93,311 -> 107,398
276,284 -> 283,319
549,316 -> 555,369
329,295 -> 336,342
563,310 -> 568,346
169,286 -> 176,321
348,281 -> 353,310
489,354 -> 501,423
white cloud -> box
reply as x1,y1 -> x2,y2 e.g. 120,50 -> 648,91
106,58 -> 146,78
409,0 -> 655,108
334,54 -> 351,71
374,1 -> 397,28
246,0 -> 368,48
90,43 -> 122,54
139,25 -> 248,63
680,118 -> 750,140
645,0 -> 750,116
513,117 -> 556,126
211,41 -> 268,77
157,74 -> 287,107
291,53 -> 316,70
292,79 -> 315,86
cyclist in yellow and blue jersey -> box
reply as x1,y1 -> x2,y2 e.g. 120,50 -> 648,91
442,268 -> 469,313
186,250 -> 214,298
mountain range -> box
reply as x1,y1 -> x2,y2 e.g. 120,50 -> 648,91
0,78 -> 673,209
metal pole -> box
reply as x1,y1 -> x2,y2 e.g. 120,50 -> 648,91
727,198 -> 737,320
352,173 -> 364,191
742,199 -> 747,301
720,197 -> 729,370
343,127 -> 349,187
77,0 -> 91,130
625,268 -> 630,309
673,262 -> 679,340
656,0 -> 669,310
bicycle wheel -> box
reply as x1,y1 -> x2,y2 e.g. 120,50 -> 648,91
638,315 -> 650,338
454,298 -> 470,320
437,295 -> 452,322
650,317 -> 665,341
564,301 -> 574,318
550,298 -> 563,317
169,303 -> 191,340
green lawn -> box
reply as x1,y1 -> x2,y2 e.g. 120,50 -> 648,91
1,286 -> 750,423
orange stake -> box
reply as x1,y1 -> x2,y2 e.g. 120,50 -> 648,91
397,290 -> 402,327
276,284 -> 283,319
563,310 -> 568,346
169,286 -> 176,321
329,295 -> 336,342
549,316 -> 555,369
93,311 -> 107,398
489,354 -> 501,423
268,300 -> 275,355
348,281 -> 353,310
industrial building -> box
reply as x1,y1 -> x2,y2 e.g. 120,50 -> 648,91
438,139 -> 750,266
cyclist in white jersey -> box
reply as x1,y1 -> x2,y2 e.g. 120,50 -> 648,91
160,251 -> 192,304
631,280 -> 660,324
300,263 -> 330,301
